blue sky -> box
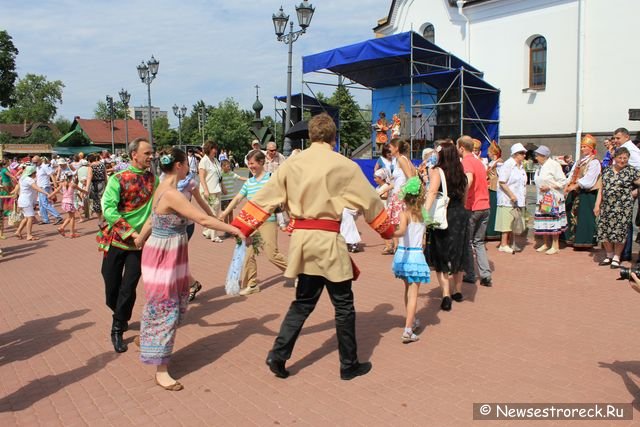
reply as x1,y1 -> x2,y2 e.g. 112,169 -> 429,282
0,0 -> 388,126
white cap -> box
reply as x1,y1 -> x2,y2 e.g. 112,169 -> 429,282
510,143 -> 527,156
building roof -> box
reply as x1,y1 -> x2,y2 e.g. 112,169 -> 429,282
374,0 -> 492,32
0,122 -> 60,138
71,117 -> 148,146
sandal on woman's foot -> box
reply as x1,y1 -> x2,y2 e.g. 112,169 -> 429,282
188,281 -> 202,302
70,233 -> 80,239
26,236 -> 39,241
14,232 -> 23,240
57,227 -> 66,237
610,259 -> 621,269
402,330 -> 419,344
599,257 -> 612,266
155,376 -> 183,391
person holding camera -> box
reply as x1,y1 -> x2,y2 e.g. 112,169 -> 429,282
594,146 -> 640,269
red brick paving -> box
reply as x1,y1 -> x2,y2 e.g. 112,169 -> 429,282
1,214 -> 640,426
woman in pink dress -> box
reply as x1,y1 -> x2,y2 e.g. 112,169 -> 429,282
135,148 -> 244,391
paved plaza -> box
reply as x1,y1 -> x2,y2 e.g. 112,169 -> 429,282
1,213 -> 640,426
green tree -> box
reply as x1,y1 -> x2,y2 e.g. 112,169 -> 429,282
54,116 -> 72,135
11,74 -> 65,124
0,131 -> 12,145
0,31 -> 19,108
203,98 -> 253,155
24,126 -> 58,146
328,85 -> 369,151
152,116 -> 178,148
93,99 -> 128,120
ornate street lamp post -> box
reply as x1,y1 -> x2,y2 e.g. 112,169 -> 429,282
136,55 -> 159,148
106,95 -> 115,154
173,104 -> 188,146
272,0 -> 315,156
118,89 -> 131,146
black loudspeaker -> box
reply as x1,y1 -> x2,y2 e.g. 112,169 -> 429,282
435,88 -> 461,139
283,107 -> 302,129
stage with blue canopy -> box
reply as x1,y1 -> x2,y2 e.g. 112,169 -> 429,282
302,31 -> 500,162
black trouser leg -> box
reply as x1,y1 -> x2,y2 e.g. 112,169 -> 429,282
271,274 -> 323,361
326,280 -> 358,370
101,247 -> 142,324
102,247 -> 126,316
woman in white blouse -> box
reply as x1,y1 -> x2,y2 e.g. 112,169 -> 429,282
532,146 -> 568,254
563,135 -> 602,248
495,143 -> 528,253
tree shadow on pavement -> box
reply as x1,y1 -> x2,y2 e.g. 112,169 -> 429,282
171,314 -> 279,378
0,240 -> 48,262
286,303 -> 405,376
0,352 -> 118,412
0,309 -> 93,367
598,360 -> 640,410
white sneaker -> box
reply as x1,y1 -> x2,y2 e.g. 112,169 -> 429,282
239,285 -> 260,296
498,245 -> 514,254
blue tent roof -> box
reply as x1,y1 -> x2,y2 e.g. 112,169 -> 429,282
303,31 -> 487,89
302,31 -> 500,145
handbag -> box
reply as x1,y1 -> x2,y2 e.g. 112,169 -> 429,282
510,207 -> 526,235
539,191 -> 557,216
7,200 -> 22,227
427,168 -> 449,230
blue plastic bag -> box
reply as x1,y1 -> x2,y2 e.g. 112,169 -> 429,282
225,241 -> 247,295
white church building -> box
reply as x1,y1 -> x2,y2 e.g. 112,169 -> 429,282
374,0 -> 640,155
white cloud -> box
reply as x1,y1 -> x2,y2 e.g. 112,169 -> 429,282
0,0 -> 388,125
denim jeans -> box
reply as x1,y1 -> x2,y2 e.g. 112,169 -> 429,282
38,187 -> 61,223
465,209 -> 491,281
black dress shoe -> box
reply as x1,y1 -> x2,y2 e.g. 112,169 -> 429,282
340,361 -> 372,381
463,276 -> 475,284
266,353 -> 289,379
480,277 -> 493,287
111,331 -> 128,353
440,296 -> 452,311
451,292 -> 463,302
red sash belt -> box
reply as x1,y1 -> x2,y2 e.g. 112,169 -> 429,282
289,218 -> 340,233
288,218 -> 360,281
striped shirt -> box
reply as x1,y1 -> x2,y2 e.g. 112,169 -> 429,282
240,172 -> 276,222
221,171 -> 242,201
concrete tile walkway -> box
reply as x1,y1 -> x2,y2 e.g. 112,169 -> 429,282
1,213 -> 639,426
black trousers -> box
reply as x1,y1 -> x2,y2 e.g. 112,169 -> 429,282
271,274 -> 358,370
101,247 -> 142,324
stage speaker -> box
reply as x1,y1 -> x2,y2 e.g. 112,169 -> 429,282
436,88 -> 461,138
283,107 -> 302,129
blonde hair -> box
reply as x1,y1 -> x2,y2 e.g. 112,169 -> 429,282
403,184 -> 426,222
